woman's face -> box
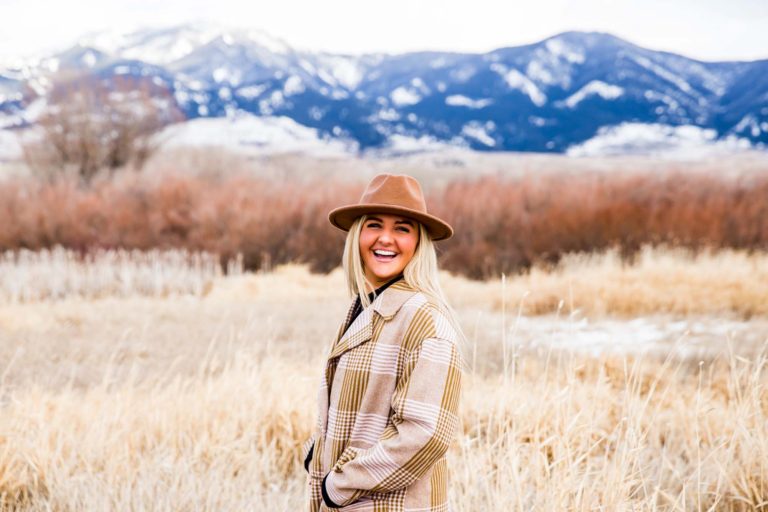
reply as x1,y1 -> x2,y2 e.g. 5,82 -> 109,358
359,213 -> 419,289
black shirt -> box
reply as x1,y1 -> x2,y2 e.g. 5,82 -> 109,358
342,273 -> 404,335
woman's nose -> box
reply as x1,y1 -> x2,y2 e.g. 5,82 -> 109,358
378,229 -> 395,243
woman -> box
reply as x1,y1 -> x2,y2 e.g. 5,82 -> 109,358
301,173 -> 466,511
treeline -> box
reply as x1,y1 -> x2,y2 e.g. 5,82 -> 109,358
1,170 -> 766,279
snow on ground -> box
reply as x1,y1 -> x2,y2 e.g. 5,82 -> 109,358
389,86 -> 422,106
559,80 -> 623,108
632,55 -> 693,94
0,130 -> 22,161
445,95 -> 493,109
566,122 -> 754,159
155,110 -> 357,156
364,134 -> 464,157
312,55 -> 364,90
490,63 -> 547,106
545,37 -> 586,64
474,312 -> 768,359
462,121 -> 496,147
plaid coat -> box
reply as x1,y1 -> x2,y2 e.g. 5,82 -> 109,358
301,279 -> 464,511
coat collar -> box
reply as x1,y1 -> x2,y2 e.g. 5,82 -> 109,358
327,279 -> 418,361
371,279 -> 418,320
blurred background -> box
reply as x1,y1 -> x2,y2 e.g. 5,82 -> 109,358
1,0 -> 767,275
1,1 -> 768,510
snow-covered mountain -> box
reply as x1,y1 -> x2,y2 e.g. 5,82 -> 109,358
1,23 -> 766,157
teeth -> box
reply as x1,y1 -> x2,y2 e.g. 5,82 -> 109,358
374,250 -> 396,256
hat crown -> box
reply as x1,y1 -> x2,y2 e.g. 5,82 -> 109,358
360,174 -> 427,213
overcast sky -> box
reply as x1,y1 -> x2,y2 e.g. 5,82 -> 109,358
1,0 -> 767,63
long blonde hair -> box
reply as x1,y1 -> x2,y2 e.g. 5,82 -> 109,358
341,214 -> 469,365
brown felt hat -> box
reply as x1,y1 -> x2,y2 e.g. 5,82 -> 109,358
328,174 -> 453,241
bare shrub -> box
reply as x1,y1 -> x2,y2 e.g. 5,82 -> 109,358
1,170 -> 767,277
21,72 -> 184,184
432,171 -> 768,278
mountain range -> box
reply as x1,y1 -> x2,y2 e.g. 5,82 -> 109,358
1,22 -> 766,158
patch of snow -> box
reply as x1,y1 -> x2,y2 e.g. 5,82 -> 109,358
430,57 -> 448,68
245,28 -> 291,55
733,114 -> 762,137
212,67 -> 230,83
558,80 -> 624,108
258,90 -> 285,115
0,111 -> 23,130
445,95 -> 493,109
283,76 -> 305,96
529,116 -> 553,127
461,121 -> 496,147
308,106 -> 325,121
236,84 -> 268,100
390,86 -> 421,106
374,108 -> 400,121
155,110 -> 356,156
526,60 -> 554,85
368,133 -> 463,157
643,90 -> 680,111
0,129 -> 23,160
316,68 -> 337,87
491,63 -> 547,106
632,55 -> 692,94
197,105 -> 208,116
545,38 -> 585,64
410,77 -> 429,94
82,51 -> 96,67
449,66 -> 476,83
567,122 -> 753,159
329,57 -> 363,90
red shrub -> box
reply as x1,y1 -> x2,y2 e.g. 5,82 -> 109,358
1,169 -> 767,279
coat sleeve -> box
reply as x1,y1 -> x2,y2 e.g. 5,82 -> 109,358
322,335 -> 463,507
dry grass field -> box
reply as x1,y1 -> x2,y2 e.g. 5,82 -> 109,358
1,247 -> 767,510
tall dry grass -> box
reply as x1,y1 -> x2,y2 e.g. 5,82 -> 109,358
0,249 -> 767,510
1,170 -> 767,278
1,346 -> 766,510
4,246 -> 765,318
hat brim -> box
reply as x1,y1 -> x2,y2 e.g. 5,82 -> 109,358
328,204 -> 453,241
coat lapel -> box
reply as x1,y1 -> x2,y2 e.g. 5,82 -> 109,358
327,306 -> 373,360
326,279 -> 419,362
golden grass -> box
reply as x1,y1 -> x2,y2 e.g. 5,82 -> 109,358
1,350 -> 766,510
3,245 -> 767,318
1,248 -> 768,510
487,246 -> 768,318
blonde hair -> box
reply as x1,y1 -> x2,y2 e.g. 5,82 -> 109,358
341,214 -> 469,365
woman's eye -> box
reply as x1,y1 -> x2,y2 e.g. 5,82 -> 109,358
397,227 -> 410,233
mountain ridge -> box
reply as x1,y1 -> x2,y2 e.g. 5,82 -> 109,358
1,23 -> 766,157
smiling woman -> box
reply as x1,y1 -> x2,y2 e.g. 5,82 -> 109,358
300,174 -> 467,512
